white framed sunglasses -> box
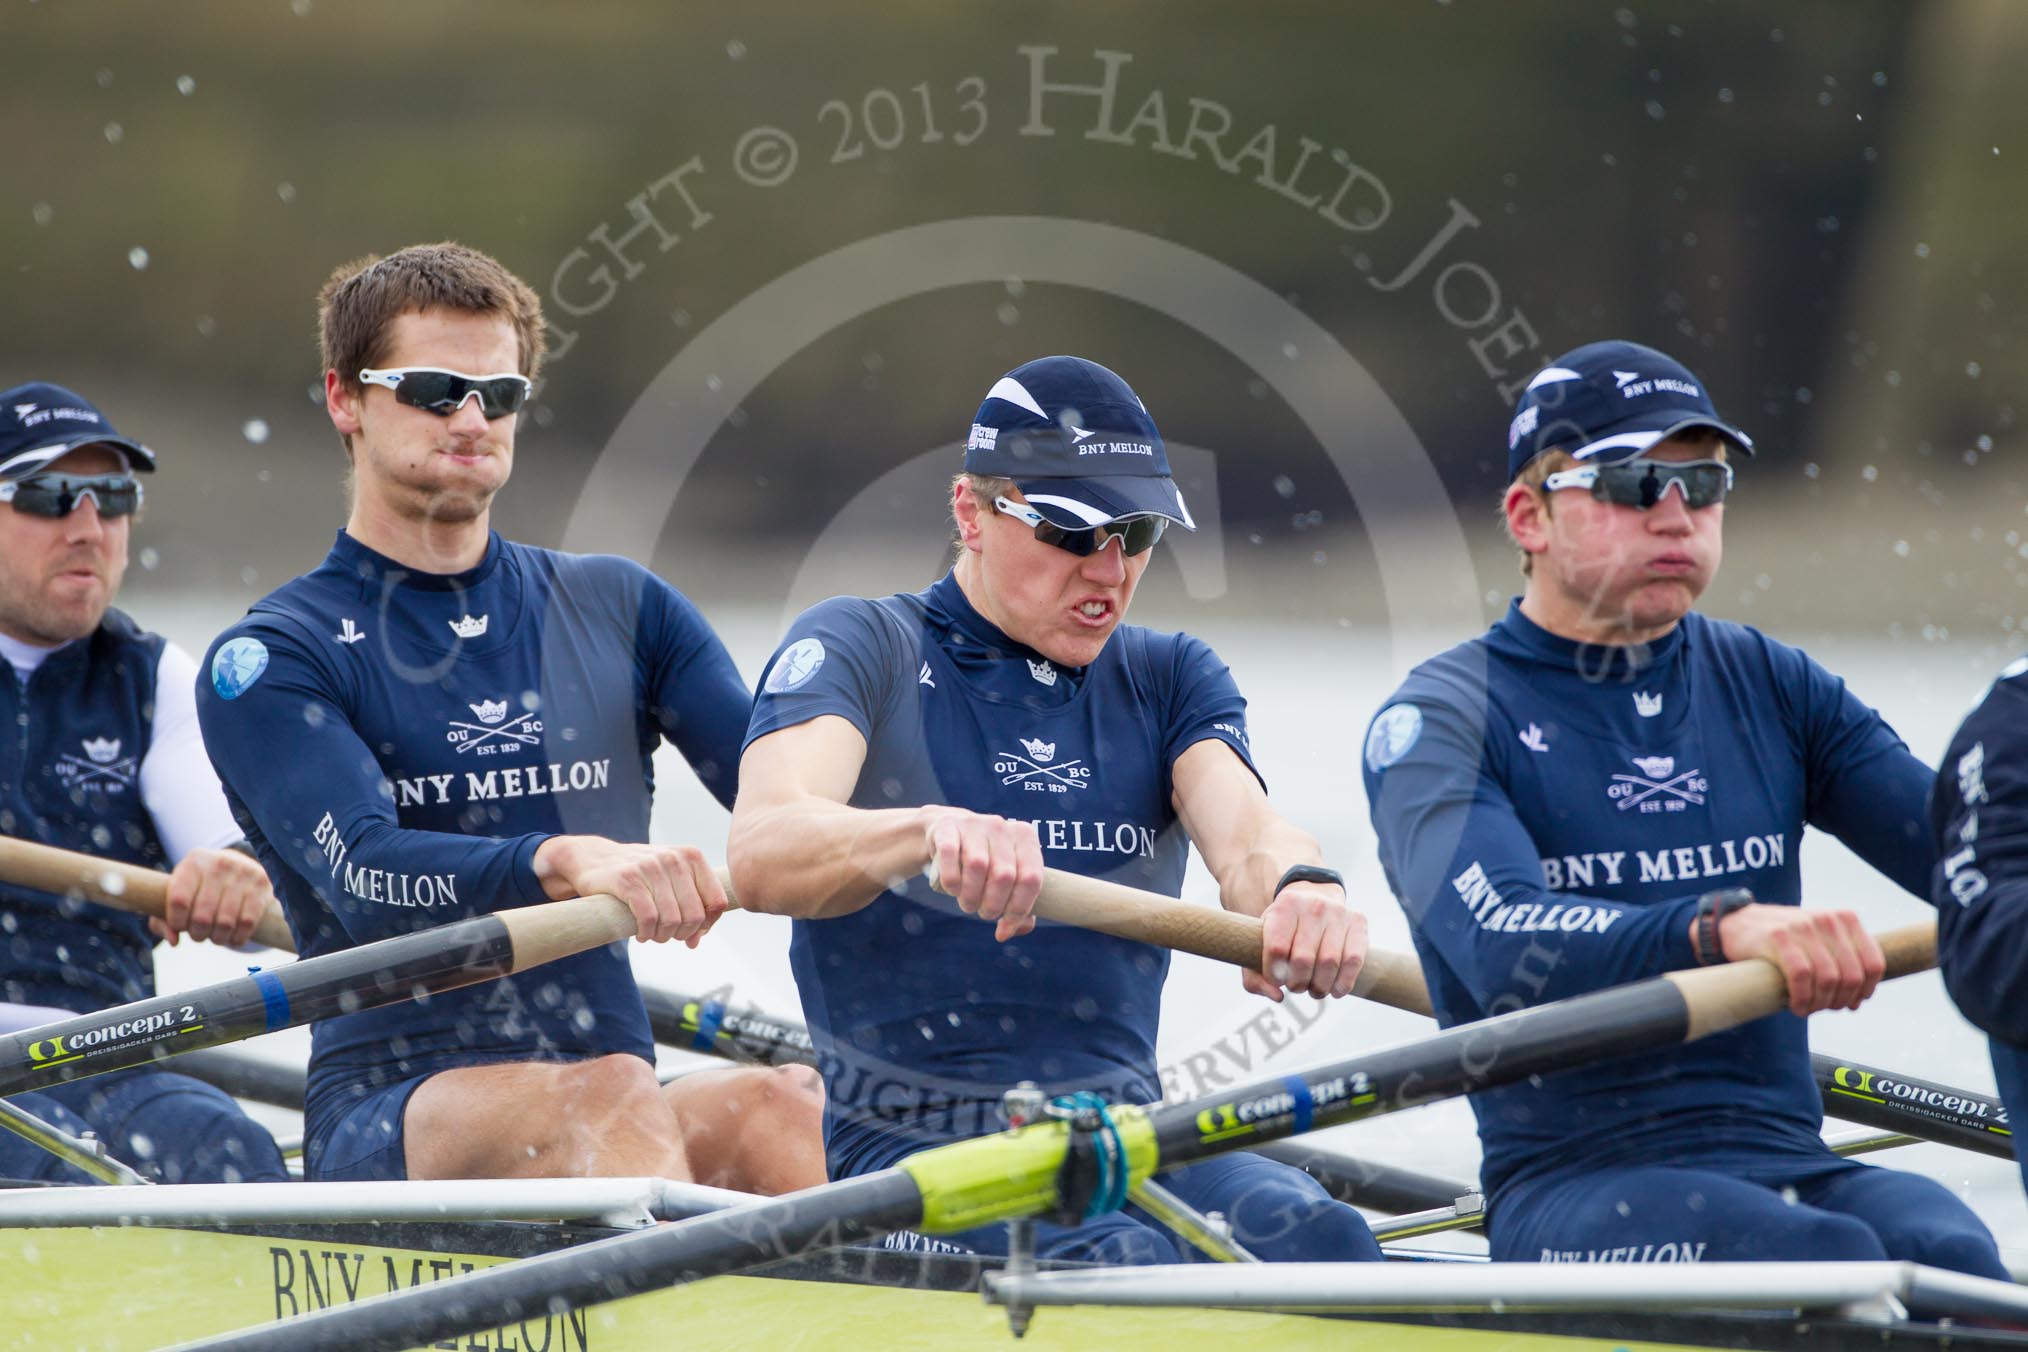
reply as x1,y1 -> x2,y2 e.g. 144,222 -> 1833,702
993,496 -> 1168,557
1543,457 -> 1734,510
358,367 -> 532,419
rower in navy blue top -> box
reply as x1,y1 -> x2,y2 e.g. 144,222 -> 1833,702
1365,341 -> 2004,1276
1932,656 -> 2028,1198
732,355 -> 1382,1265
0,382 -> 285,1186
200,530 -> 742,1129
195,242 -> 823,1193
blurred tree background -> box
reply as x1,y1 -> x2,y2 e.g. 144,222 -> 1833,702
2,0 -> 2023,643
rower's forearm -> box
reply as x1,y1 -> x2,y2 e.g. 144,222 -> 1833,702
728,799 -> 933,919
1213,821 -> 1325,918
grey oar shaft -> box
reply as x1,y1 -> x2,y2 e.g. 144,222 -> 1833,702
176,1171 -> 927,1352
0,895 -> 634,1098
1813,1051 -> 2016,1160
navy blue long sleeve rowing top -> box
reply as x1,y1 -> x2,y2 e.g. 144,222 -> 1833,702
0,612 -> 245,1015
745,573 -> 1255,1175
196,531 -> 748,1134
1364,603 -> 1935,1198
1932,657 -> 2028,1181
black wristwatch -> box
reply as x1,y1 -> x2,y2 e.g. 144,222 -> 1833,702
1694,888 -> 1755,966
1273,864 -> 1345,897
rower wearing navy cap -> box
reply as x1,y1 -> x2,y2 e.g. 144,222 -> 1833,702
0,382 -> 287,1185
1364,340 -> 2006,1274
730,354 -> 1383,1264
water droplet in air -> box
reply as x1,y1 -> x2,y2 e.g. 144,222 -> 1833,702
242,419 -> 270,444
127,247 -> 149,270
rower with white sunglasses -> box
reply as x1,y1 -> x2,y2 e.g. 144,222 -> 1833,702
1362,340 -> 2007,1276
197,242 -> 825,1194
731,355 -> 1383,1266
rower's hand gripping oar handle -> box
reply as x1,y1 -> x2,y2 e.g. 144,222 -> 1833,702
919,859 -> 1434,1017
0,834 -> 297,953
0,835 -> 733,963
1666,920 -> 1935,1041
512,868 -> 741,964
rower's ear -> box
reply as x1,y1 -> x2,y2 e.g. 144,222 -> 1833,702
326,369 -> 363,440
952,480 -> 988,553
1504,480 -> 1552,560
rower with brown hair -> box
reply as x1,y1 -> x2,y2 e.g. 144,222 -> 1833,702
196,242 -> 822,1189
1364,339 -> 2006,1275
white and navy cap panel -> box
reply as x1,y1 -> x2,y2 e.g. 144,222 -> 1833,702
1016,474 -> 1195,530
964,355 -> 1194,530
1505,341 -> 1754,480
0,381 -> 157,480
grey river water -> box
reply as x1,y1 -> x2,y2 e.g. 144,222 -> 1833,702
139,592 -> 2028,1261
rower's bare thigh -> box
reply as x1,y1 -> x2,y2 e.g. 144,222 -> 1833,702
404,1055 -> 687,1180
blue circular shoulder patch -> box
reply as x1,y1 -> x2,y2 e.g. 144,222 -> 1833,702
763,637 -> 826,694
211,637 -> 270,701
1365,703 -> 1424,773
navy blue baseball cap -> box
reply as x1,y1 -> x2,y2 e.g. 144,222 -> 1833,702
963,355 -> 1194,530
0,383 -> 156,481
1505,341 -> 1753,480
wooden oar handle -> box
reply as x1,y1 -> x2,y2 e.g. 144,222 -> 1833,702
513,868 -> 745,969
920,862 -> 1434,1017
1671,920 -> 1936,1041
0,835 -> 296,952
1878,921 -> 1938,982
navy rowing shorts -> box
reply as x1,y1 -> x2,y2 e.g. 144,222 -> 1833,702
0,1066 -> 287,1184
304,1070 -> 434,1182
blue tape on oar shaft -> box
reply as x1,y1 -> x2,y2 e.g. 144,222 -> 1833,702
253,971 -> 291,1031
692,999 -> 726,1051
1282,1074 -> 1314,1136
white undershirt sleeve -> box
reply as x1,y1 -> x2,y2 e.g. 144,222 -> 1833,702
141,642 -> 247,863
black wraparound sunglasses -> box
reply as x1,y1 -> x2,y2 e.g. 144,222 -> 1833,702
0,472 -> 143,518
